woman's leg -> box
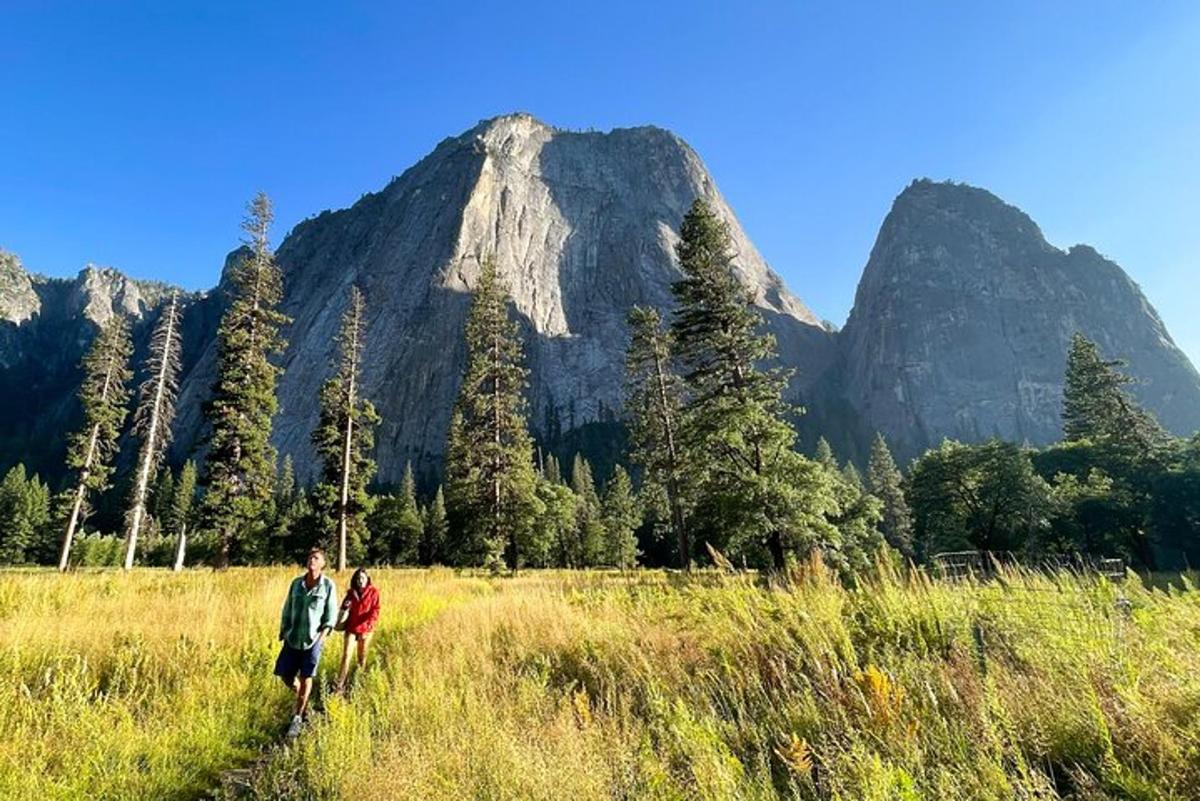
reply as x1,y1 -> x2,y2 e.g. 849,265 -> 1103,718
356,631 -> 373,669
335,632 -> 354,689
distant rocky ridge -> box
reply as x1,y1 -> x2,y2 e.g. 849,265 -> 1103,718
0,254 -> 205,483
2,114 -> 1198,488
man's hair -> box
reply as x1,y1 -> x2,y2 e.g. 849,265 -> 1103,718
307,547 -> 326,563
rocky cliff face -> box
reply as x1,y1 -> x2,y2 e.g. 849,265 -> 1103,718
0,253 -> 192,479
172,113 -> 836,484
839,179 -> 1200,461
3,122 -> 1198,489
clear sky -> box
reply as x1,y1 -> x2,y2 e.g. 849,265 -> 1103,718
2,1 -> 1197,365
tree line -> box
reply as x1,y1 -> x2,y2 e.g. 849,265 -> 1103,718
0,195 -> 1195,573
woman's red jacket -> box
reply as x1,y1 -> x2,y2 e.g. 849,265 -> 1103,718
342,584 -> 380,635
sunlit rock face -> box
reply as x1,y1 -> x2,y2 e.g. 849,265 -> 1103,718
4,122 -> 1198,487
838,179 -> 1200,462
170,113 -> 833,483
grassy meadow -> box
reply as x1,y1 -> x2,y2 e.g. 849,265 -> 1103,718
1,564 -> 1198,800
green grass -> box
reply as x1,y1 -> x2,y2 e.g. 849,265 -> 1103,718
2,564 -> 1198,799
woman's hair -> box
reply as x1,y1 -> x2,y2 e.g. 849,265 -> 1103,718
349,567 -> 371,594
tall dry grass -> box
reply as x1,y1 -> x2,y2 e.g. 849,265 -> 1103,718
0,568 -> 481,800
2,565 -> 1198,799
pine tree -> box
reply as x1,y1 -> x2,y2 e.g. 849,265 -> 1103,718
202,193 -> 292,566
151,469 -> 175,530
815,437 -> 838,472
670,199 -> 837,569
276,454 -> 297,509
866,433 -> 914,559
422,485 -> 449,565
123,292 -> 184,569
545,454 -> 562,485
601,465 -> 640,568
311,286 -> 379,571
59,316 -> 133,571
625,305 -> 690,567
1063,333 -> 1165,455
842,462 -> 864,490
532,476 -> 577,567
570,454 -> 605,566
169,461 -> 198,571
381,461 -> 424,564
807,437 -> 884,577
0,465 -> 51,564
444,258 -> 539,570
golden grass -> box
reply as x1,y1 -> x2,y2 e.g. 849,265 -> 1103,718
2,565 -> 1199,799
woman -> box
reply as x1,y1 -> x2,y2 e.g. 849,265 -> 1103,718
333,567 -> 380,693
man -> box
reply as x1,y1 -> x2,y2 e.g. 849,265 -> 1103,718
275,547 -> 338,738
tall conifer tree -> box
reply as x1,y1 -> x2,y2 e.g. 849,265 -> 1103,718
815,437 -> 838,472
601,465 -> 640,568
0,465 -> 51,564
123,292 -> 183,569
202,192 -> 291,566
58,316 -> 133,571
311,285 -> 378,571
866,433 -> 914,559
422,485 -> 448,565
444,258 -> 538,569
169,460 -> 198,571
570,454 -> 605,566
1063,333 -> 1164,455
625,305 -> 690,567
670,199 -> 837,569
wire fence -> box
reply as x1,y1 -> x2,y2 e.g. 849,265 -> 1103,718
932,550 -> 1126,582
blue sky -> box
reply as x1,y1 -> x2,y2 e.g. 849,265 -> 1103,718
2,1 -> 1197,364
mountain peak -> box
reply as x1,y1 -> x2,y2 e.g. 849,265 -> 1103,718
888,179 -> 1048,246
0,250 -> 38,324
840,181 -> 1200,461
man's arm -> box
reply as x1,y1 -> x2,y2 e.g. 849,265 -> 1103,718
318,579 -> 338,640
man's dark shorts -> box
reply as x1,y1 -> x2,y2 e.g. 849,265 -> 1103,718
274,639 -> 324,681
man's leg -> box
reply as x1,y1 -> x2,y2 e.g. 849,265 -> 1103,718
295,676 -> 314,717
275,645 -> 300,694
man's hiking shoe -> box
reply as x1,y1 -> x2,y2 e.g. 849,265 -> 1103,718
285,714 -> 303,739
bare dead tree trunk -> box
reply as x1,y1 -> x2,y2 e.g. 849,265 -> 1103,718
124,294 -> 181,570
172,523 -> 188,572
59,433 -> 98,572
